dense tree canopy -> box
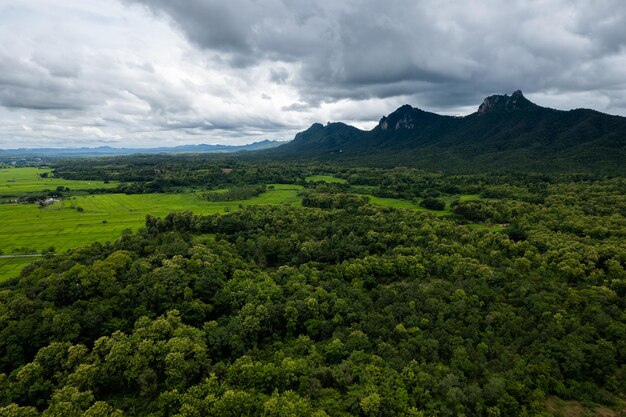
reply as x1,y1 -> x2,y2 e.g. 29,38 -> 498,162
1,170 -> 625,415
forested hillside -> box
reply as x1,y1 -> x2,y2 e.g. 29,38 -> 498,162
1,174 -> 624,416
271,91 -> 626,173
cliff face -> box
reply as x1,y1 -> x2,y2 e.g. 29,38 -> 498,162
378,105 -> 417,130
477,90 -> 534,114
377,104 -> 446,131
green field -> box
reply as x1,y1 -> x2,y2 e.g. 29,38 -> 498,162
0,184 -> 303,255
0,257 -> 38,282
305,175 -> 348,184
0,184 -> 304,281
0,167 -> 117,195
0,184 -> 454,258
365,195 -> 422,210
459,194 -> 480,201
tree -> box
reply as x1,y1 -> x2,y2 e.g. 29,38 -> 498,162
420,197 -> 446,211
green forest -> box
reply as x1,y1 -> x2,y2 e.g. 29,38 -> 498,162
0,157 -> 624,416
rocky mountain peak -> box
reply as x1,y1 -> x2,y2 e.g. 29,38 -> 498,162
378,105 -> 422,130
477,90 -> 533,114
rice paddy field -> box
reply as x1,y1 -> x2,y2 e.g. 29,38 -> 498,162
0,167 -> 117,195
0,257 -> 38,282
0,184 -> 304,254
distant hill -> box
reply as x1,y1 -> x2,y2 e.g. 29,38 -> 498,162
272,91 -> 626,173
0,139 -> 285,157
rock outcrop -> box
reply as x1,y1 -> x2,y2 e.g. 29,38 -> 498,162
477,90 -> 533,114
378,105 -> 422,130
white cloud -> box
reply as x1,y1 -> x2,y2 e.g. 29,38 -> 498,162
1,0 -> 626,148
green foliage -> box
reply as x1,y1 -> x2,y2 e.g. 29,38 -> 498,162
0,162 -> 625,416
203,185 -> 266,202
301,192 -> 369,209
420,197 -> 446,210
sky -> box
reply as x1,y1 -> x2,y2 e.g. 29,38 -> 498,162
1,0 -> 626,148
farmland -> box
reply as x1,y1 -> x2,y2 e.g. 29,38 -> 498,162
0,168 -> 445,257
0,190 -> 444,281
0,167 -> 117,195
0,257 -> 38,282
0,184 -> 303,255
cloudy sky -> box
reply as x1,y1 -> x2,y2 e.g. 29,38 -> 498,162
1,0 -> 626,148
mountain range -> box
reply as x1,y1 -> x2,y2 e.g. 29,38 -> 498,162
271,90 -> 626,173
0,139 -> 284,158
4,91 -> 626,173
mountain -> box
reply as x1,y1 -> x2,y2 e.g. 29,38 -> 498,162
273,91 -> 626,173
0,139 -> 285,158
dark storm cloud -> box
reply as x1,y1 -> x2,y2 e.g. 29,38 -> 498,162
127,0 -> 626,111
131,1 -> 252,53
3,0 -> 626,148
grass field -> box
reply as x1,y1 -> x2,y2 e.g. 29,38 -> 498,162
459,194 -> 480,202
365,195 -> 422,210
0,183 -> 473,257
0,257 -> 37,282
305,175 -> 348,184
0,167 -> 117,195
0,184 -> 303,255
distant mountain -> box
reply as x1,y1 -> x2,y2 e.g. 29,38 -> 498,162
0,139 -> 285,157
272,91 -> 626,173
